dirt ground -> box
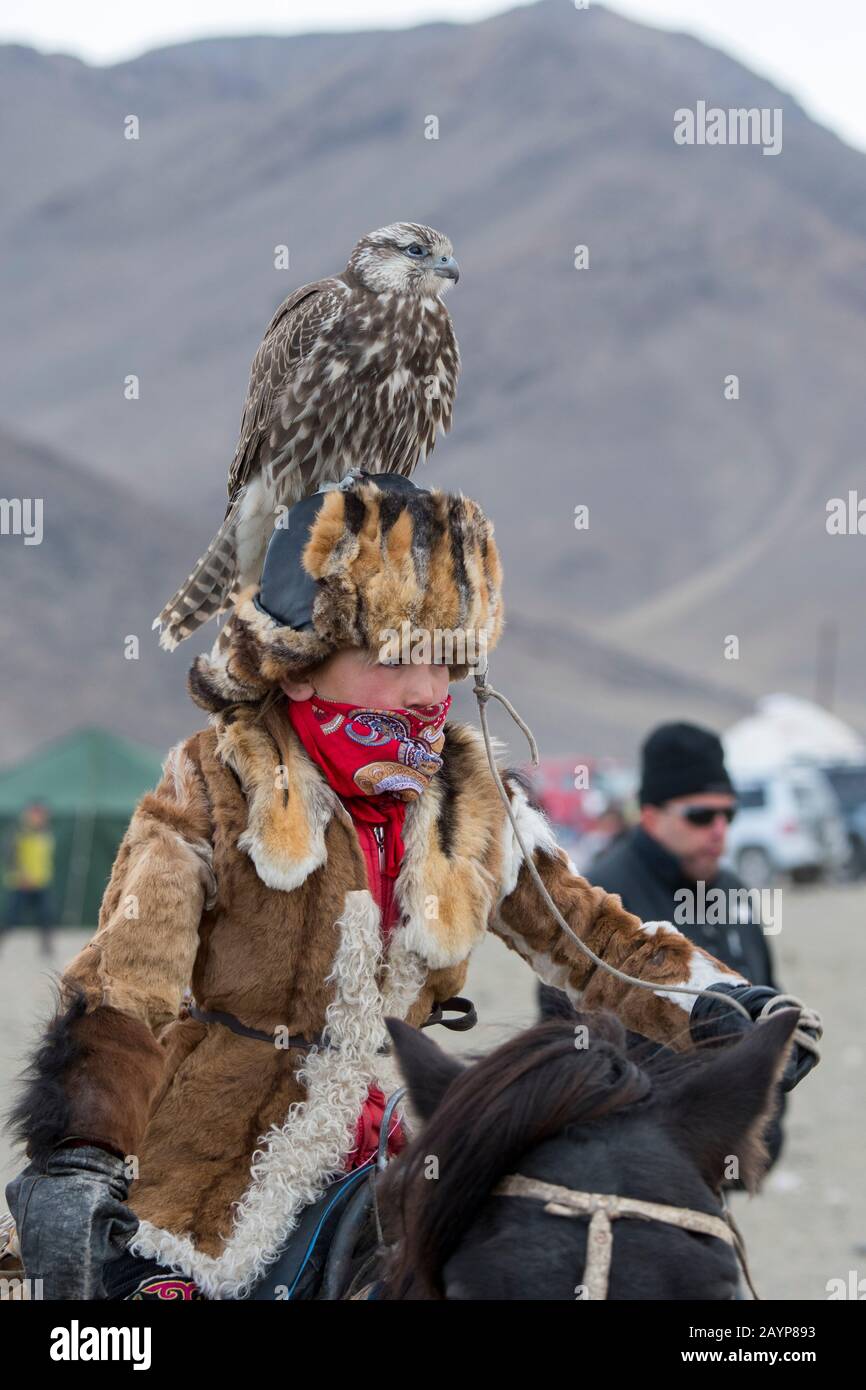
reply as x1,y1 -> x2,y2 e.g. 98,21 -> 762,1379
1,881 -> 862,1302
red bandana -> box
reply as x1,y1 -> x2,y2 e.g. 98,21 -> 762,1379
286,693 -> 452,875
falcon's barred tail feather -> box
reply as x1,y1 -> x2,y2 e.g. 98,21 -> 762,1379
152,504 -> 241,652
213,592 -> 243,654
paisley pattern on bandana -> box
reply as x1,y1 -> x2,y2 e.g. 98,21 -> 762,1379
326,706 -> 447,795
286,692 -> 452,876
300,697 -> 450,800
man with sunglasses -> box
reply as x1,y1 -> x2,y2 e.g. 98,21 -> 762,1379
573,721 -> 788,1176
586,721 -> 778,986
536,713 -> 819,1176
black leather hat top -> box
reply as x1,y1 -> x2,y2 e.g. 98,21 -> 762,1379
253,472 -> 429,631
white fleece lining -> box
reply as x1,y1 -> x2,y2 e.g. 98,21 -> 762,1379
128,888 -> 423,1299
379,930 -> 428,1020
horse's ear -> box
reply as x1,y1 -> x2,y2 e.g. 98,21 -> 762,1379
385,1018 -> 464,1121
664,1008 -> 798,1193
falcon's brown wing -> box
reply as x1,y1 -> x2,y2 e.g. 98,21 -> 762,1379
225,275 -> 349,507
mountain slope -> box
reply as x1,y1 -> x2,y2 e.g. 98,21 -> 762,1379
0,421 -> 754,760
0,428 -> 207,760
3,0 -> 866,749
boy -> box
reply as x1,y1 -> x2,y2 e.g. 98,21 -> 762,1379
3,473 -> 819,1300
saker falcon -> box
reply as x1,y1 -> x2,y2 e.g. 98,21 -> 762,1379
154,222 -> 460,650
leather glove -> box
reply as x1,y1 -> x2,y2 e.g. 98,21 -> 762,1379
690,982 -> 821,1093
5,1144 -> 139,1300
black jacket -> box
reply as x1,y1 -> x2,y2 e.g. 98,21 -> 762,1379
586,826 -> 780,988
538,825 -> 786,1175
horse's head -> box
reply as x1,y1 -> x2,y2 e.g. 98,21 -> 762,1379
380,1004 -> 798,1300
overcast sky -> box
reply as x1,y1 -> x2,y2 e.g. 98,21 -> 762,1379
3,0 -> 865,151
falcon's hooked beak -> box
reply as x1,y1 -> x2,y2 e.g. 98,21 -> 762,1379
434,255 -> 460,283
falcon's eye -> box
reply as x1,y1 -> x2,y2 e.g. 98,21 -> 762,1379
404,243 -> 426,257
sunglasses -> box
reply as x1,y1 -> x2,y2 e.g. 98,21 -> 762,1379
673,804 -> 737,827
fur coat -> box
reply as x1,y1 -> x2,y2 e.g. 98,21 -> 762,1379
9,700 -> 748,1299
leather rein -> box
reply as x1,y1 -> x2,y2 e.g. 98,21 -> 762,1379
468,662 -> 770,1301
183,995 -> 477,1046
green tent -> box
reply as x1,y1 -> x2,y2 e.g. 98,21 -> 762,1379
0,728 -> 165,929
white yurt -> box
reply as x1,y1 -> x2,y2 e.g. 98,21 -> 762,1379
724,694 -> 866,779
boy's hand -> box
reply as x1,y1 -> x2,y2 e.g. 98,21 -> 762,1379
690,982 -> 821,1092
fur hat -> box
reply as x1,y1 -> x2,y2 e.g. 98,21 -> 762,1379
188,473 -> 504,712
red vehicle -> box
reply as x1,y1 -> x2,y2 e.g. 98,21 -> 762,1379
528,758 -> 636,838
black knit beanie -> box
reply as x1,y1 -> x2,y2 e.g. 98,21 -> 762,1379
639,722 -> 734,806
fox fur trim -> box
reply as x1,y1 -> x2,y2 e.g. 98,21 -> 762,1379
188,479 -> 504,711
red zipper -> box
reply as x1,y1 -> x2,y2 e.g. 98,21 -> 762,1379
372,823 -> 386,873
370,823 -> 395,939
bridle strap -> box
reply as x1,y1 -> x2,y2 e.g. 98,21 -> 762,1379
494,1173 -> 740,1300
583,1208 -> 615,1302
718,1192 -> 760,1302
495,1174 -> 736,1240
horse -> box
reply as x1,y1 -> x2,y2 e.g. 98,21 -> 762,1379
0,1000 -> 797,1301
328,1001 -> 798,1300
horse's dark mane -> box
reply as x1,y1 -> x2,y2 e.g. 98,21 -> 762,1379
380,1009 -> 706,1300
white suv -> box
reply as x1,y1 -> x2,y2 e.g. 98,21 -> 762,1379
725,766 -> 849,886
